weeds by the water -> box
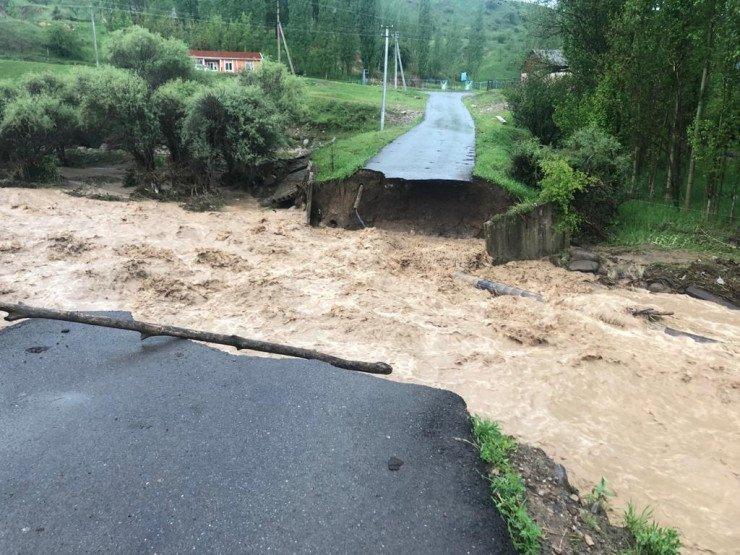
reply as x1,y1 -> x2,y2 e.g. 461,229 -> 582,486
471,416 -> 542,554
585,477 -> 614,513
608,200 -> 737,256
623,504 -> 681,555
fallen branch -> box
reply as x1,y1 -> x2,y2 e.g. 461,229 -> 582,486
629,307 -> 674,322
454,272 -> 544,302
0,302 -> 392,375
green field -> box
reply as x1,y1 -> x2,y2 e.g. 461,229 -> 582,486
0,58 -> 82,81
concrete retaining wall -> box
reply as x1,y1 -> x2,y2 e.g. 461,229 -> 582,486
484,204 -> 568,264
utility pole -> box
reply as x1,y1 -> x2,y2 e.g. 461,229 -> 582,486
393,32 -> 398,90
278,21 -> 295,74
90,5 -> 99,67
395,34 -> 406,91
380,27 -> 389,130
276,0 -> 281,64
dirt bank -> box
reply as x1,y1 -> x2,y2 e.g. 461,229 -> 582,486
1,187 -> 738,553
309,170 -> 513,236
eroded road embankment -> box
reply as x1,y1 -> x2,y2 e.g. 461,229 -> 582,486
365,92 -> 476,182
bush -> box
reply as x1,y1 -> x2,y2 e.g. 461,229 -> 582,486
538,156 -> 595,234
75,66 -> 159,168
0,94 -> 74,180
183,80 -> 287,182
240,60 -> 305,119
0,82 -> 19,122
509,138 -> 545,188
565,125 -> 629,240
0,18 -> 44,58
504,72 -> 568,145
43,21 -> 84,59
624,504 -> 681,555
151,79 -> 204,163
18,71 -> 72,98
106,26 -> 192,89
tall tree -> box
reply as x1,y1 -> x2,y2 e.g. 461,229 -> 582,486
416,0 -> 432,76
465,2 -> 486,77
357,0 -> 379,75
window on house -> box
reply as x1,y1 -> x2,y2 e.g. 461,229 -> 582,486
225,61 -> 233,72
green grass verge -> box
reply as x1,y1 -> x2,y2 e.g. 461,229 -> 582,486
464,91 -> 537,201
608,200 -> 738,257
471,416 -> 542,555
312,123 -> 417,182
623,504 -> 681,555
0,58 -> 82,81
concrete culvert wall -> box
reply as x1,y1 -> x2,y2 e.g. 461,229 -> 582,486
308,170 -> 514,237
484,204 -> 569,264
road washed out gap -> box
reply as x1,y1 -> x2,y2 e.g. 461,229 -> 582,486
366,92 -> 476,182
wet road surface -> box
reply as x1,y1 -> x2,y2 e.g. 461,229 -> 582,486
366,92 -> 476,182
0,314 -> 513,553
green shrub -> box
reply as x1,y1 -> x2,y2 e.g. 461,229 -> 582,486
183,80 -> 287,181
0,94 -> 72,180
565,125 -> 629,240
624,504 -> 681,555
0,18 -> 44,58
0,82 -> 19,122
151,79 -> 204,163
504,72 -> 569,145
75,66 -> 159,169
240,59 -> 305,119
106,26 -> 192,89
538,156 -> 595,233
18,71 -> 73,100
43,21 -> 84,60
509,138 -> 545,188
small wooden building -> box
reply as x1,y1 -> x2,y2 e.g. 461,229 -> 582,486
521,49 -> 569,80
189,50 -> 263,74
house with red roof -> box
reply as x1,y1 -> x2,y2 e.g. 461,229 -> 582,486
189,50 -> 263,74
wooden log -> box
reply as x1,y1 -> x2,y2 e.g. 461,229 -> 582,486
0,303 -> 392,375
453,272 -> 544,302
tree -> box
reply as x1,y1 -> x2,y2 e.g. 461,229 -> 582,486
357,0 -> 379,74
183,81 -> 287,181
416,0 -> 432,76
0,94 -> 78,180
43,21 -> 84,59
151,79 -> 204,163
75,66 -> 160,169
465,3 -> 486,77
106,26 -> 192,89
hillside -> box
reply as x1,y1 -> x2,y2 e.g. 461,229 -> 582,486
0,0 -> 557,80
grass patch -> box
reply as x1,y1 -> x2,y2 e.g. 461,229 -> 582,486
0,58 -> 81,81
312,123 -> 417,182
471,416 -> 542,554
608,200 -> 738,257
623,504 -> 681,555
464,91 -> 537,201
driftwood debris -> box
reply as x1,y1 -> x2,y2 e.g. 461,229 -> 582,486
454,272 -> 544,302
629,307 -> 674,322
0,303 -> 392,375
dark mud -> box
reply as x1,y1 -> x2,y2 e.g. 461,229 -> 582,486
309,170 -> 513,237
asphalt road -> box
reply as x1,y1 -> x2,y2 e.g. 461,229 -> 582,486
0,314 -> 513,553
365,92 -> 476,182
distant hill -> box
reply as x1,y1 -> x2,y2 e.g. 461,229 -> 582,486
387,0 -> 559,79
0,0 -> 558,80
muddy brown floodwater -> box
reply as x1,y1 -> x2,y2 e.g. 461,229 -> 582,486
1,187 -> 738,554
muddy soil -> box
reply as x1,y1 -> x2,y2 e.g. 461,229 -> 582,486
1,187 -> 738,553
309,170 -> 513,237
594,248 -> 739,307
